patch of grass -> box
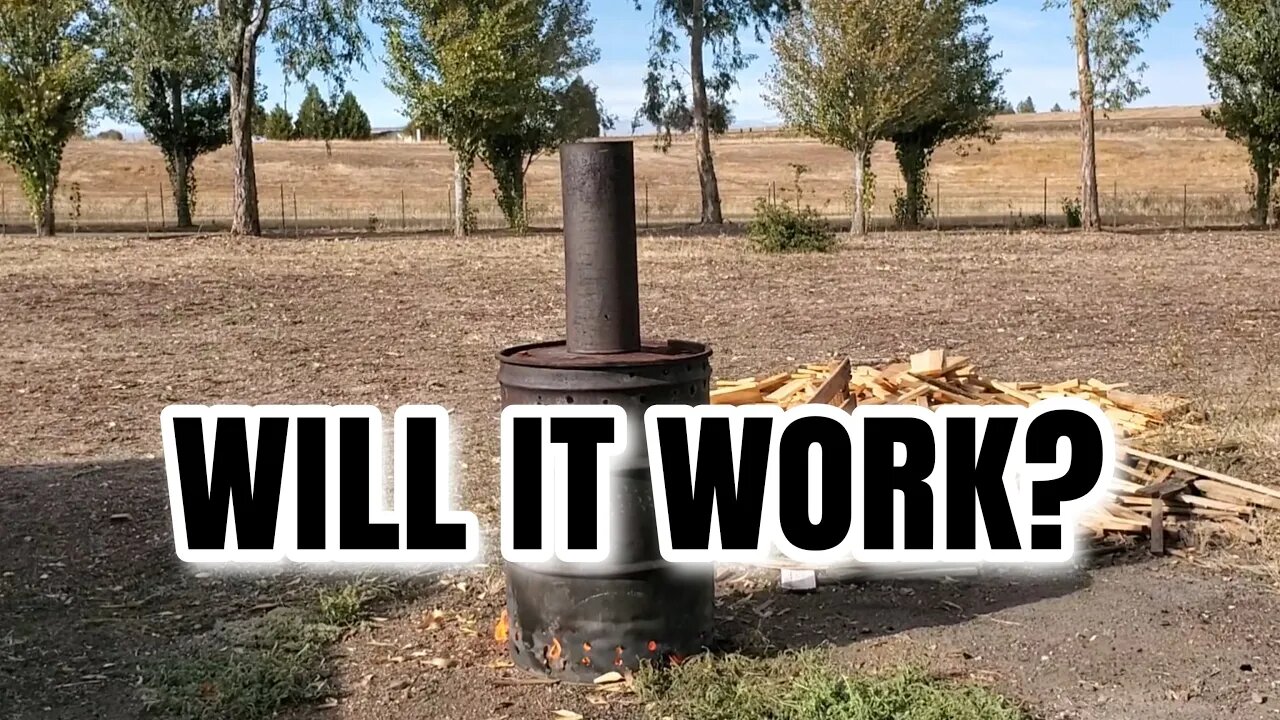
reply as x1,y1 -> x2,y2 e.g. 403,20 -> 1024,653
142,581 -> 378,720
635,650 -> 1028,720
316,581 -> 379,626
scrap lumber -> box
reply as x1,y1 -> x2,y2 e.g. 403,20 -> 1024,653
713,347 -> 1280,551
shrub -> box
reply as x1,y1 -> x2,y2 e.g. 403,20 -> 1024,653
748,198 -> 836,253
749,163 -> 837,253
95,129 -> 124,141
1062,196 -> 1082,228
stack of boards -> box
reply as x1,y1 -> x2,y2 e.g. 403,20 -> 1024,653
710,349 -> 1280,544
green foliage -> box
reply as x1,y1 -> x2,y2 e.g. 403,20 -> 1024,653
107,0 -> 229,227
636,0 -> 793,146
0,0 -> 105,236
1016,96 -> 1036,113
554,76 -> 615,140
748,165 -> 835,253
634,650 -> 1029,720
1051,102 -> 1065,111
1045,0 -> 1172,112
648,99 -> 736,137
888,0 -> 1005,228
748,200 -> 835,253
248,98 -> 267,135
893,186 -> 934,227
998,98 -> 1016,114
767,0 -> 953,234
1062,196 -> 1083,227
1199,0 -> 1280,225
66,181 -> 83,233
383,0 -> 599,233
333,91 -> 371,139
262,104 -> 295,140
294,84 -> 333,140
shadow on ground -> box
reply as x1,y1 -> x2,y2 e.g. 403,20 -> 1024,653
0,457 -> 444,720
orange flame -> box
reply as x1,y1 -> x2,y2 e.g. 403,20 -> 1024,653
494,609 -> 509,643
547,637 -> 563,660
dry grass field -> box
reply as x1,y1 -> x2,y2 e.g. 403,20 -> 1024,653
0,105 -> 1258,231
3,230 -> 1280,719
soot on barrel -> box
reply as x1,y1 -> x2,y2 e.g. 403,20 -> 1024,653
496,141 -> 715,682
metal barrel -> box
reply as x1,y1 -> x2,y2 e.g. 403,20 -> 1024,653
497,140 -> 715,682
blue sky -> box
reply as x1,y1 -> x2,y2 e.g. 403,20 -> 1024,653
255,0 -> 1215,131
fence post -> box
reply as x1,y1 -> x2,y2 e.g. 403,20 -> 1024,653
159,182 -> 166,229
1043,177 -> 1048,222
644,180 -> 650,229
447,183 -> 454,231
1183,184 -> 1188,228
292,189 -> 299,238
1,184 -> 6,237
279,183 -> 286,232
144,191 -> 151,238
400,189 -> 406,230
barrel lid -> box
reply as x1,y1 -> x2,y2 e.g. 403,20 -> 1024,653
498,339 -> 710,369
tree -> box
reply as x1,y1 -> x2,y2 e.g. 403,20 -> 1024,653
108,0 -> 229,228
888,0 -> 1004,228
554,76 -> 615,140
1045,0 -> 1170,231
262,104 -> 295,139
767,0 -> 949,235
1051,102 -> 1064,111
333,91 -> 371,139
0,0 -> 103,236
294,84 -> 333,140
662,100 -> 735,135
998,98 -> 1016,114
1200,0 -> 1280,225
215,0 -> 367,235
1016,96 -> 1037,113
384,0 -> 598,235
637,0 -> 798,224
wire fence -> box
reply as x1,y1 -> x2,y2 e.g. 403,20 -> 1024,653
0,175 -> 1267,236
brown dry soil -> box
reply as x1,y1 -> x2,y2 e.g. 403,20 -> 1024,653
2,229 -> 1280,720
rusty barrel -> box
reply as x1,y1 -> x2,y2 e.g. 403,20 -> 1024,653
497,141 -> 715,682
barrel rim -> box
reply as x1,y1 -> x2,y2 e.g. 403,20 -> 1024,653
498,339 -> 711,369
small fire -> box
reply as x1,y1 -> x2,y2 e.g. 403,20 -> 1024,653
494,609 -> 509,643
547,637 -> 563,660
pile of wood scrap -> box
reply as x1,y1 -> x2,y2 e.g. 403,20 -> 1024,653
712,348 -> 1280,549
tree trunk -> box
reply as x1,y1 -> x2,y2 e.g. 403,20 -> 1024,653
453,151 -> 469,238
229,31 -> 261,236
1250,147 -> 1275,226
35,187 -> 55,237
1072,0 -> 1102,231
851,146 -> 869,236
688,0 -> 723,225
168,75 -> 194,228
895,138 -> 928,229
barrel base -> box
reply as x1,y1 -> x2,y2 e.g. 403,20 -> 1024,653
504,562 -> 714,682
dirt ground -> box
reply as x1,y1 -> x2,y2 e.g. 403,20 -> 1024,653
2,228 -> 1280,719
